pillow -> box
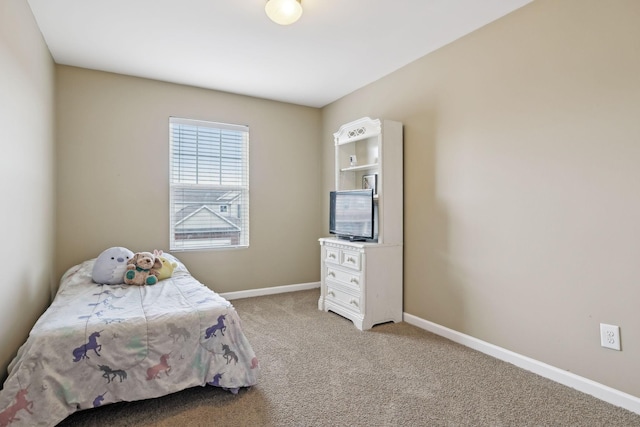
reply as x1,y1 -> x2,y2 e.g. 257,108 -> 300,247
92,247 -> 134,285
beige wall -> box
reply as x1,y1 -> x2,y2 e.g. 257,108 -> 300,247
55,66 -> 322,293
323,0 -> 640,397
0,0 -> 55,379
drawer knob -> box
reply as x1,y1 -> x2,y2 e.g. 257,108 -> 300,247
328,253 -> 336,259
350,278 -> 359,285
350,299 -> 359,307
347,257 -> 355,263
328,290 -> 335,297
328,271 -> 336,277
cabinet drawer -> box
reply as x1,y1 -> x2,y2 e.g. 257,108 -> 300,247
340,250 -> 361,271
324,246 -> 340,265
326,284 -> 362,314
325,266 -> 361,291
324,246 -> 362,271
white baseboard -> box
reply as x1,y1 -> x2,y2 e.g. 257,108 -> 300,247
403,313 -> 640,415
220,281 -> 320,301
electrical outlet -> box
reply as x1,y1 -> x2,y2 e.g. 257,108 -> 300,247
600,323 -> 621,351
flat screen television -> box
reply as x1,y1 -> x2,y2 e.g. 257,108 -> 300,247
329,189 -> 375,241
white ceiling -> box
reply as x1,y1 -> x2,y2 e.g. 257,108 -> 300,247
28,0 -> 532,108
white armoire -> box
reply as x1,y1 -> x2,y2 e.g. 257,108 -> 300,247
318,117 -> 403,330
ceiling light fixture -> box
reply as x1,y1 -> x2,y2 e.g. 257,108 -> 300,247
265,0 -> 303,26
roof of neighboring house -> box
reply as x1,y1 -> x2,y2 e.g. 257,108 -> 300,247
174,205 -> 240,233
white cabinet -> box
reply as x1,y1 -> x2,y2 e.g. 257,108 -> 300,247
333,117 -> 403,244
318,239 -> 402,330
319,117 -> 403,330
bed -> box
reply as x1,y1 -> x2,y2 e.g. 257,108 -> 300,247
0,254 -> 259,426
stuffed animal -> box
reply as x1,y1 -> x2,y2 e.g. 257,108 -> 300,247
124,252 -> 162,286
153,249 -> 178,281
92,247 -> 134,285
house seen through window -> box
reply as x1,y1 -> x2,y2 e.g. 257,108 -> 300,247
169,117 -> 249,250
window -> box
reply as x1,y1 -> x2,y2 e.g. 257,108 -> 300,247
169,117 -> 249,250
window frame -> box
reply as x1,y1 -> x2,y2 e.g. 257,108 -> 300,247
169,117 -> 250,251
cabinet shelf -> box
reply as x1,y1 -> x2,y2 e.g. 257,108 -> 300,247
340,163 -> 378,172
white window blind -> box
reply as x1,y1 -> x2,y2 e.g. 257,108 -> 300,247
169,117 -> 249,250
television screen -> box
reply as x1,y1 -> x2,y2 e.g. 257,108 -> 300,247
329,189 -> 375,241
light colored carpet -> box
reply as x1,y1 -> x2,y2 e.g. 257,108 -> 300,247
60,289 -> 640,426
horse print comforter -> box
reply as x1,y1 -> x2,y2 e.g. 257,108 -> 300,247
0,255 -> 259,426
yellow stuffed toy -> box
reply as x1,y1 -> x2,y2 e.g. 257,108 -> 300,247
154,250 -> 178,281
